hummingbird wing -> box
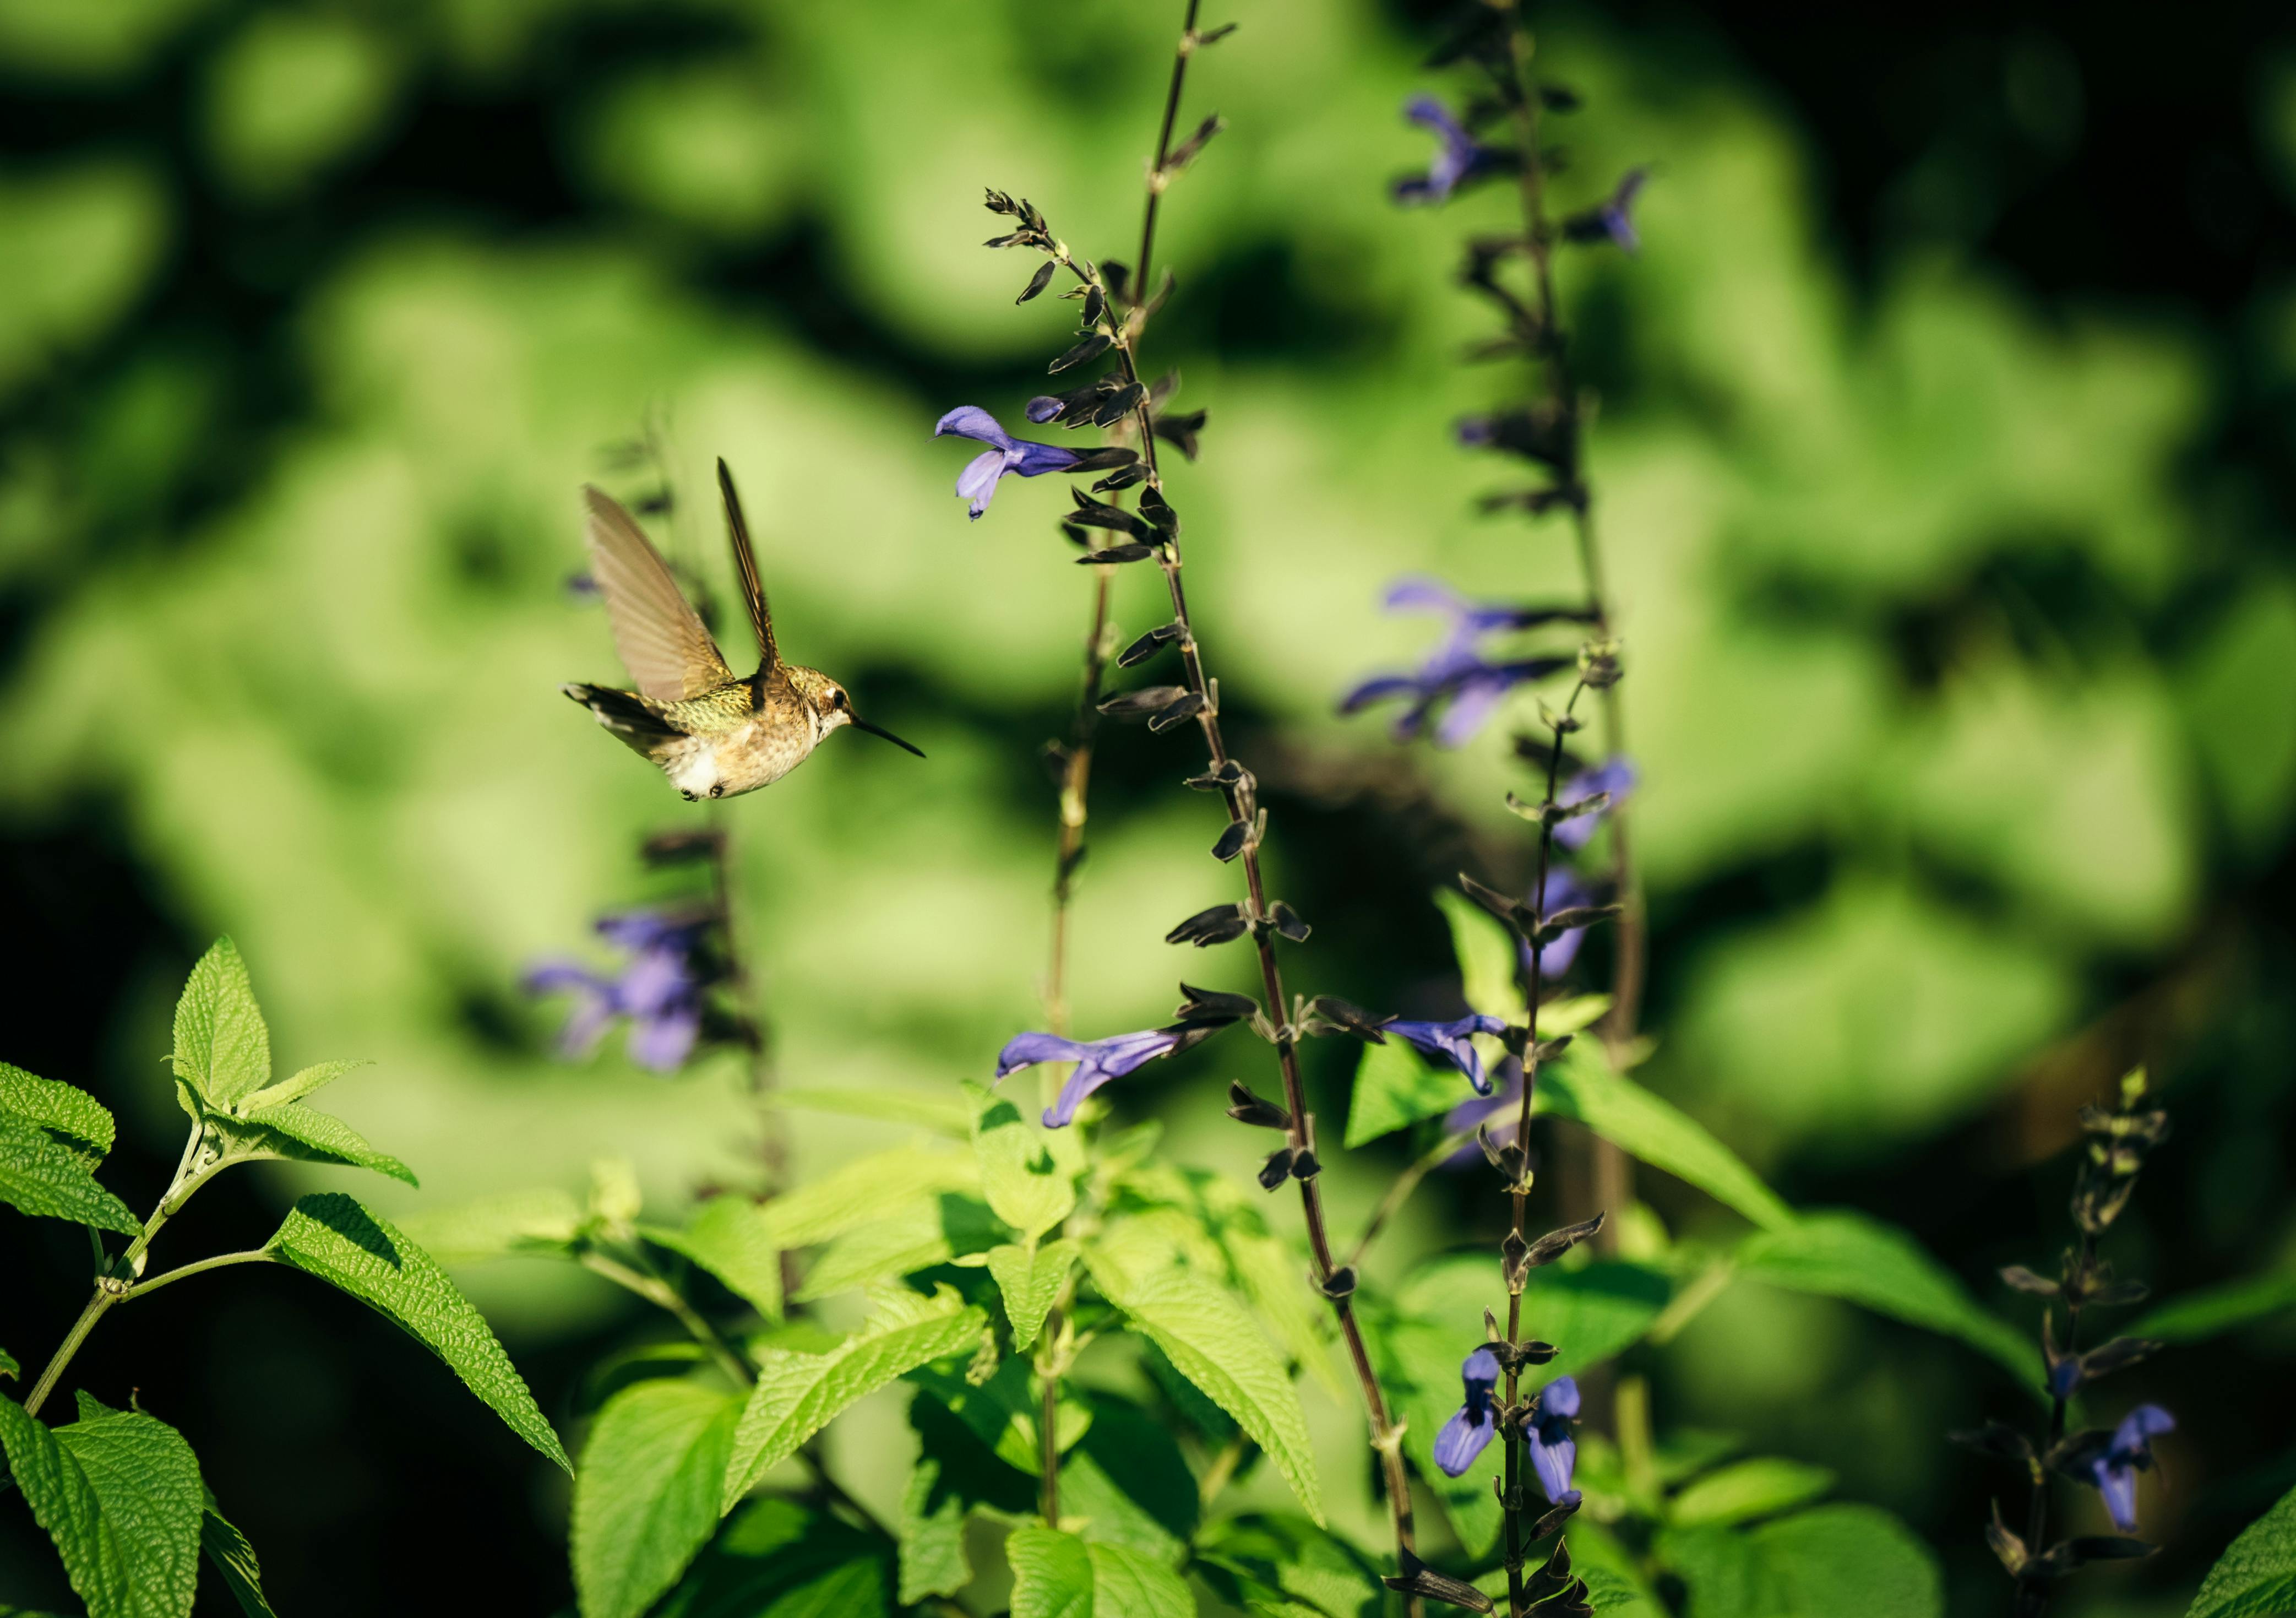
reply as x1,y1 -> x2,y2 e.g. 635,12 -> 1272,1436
715,458 -> 778,671
581,485 -> 733,702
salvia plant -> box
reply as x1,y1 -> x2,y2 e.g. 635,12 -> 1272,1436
10,6 -> 2296,1618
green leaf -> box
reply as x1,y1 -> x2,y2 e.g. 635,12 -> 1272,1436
1435,887 -> 1526,1021
573,1378 -> 742,1618
1083,1246 -> 1324,1526
988,1239 -> 1078,1349
0,1064 -> 114,1160
898,1383 -> 1036,1603
1579,1565 -> 1656,1612
1064,1394 -> 1199,1561
170,938 -> 270,1111
1342,1035 -> 1461,1148
0,1114 -> 139,1234
792,1192 -> 1003,1302
236,1101 -> 416,1186
720,1290 -> 987,1511
1663,1505 -> 1941,1618
1089,1541 -> 1191,1617
2188,1479 -> 2296,1618
235,1058 -> 368,1115
395,1187 -> 583,1262
908,1355 -> 1089,1478
1008,1527 -> 1096,1618
656,1497 -> 891,1618
200,1491 -> 278,1618
1535,1049 -> 1792,1230
1668,1457 -> 1835,1529
766,1084 -> 972,1135
2130,1270 -> 2296,1345
265,1192 -> 569,1470
1735,1211 -> 2036,1391
0,1396 -> 203,1618
1193,1514 -> 1381,1617
965,1081 -> 1079,1242
0,1348 -> 18,1380
755,1147 -> 980,1250
646,1196 -> 784,1323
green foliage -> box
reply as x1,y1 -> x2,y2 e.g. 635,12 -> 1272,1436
791,1192 -> 1002,1302
1667,1458 -> 1836,1529
199,1491 -> 278,1618
573,1378 -> 742,1618
396,1187 -> 583,1262
0,1063 -> 115,1160
168,937 -> 270,1113
0,1348 -> 17,1379
2131,1269 -> 2296,1345
1436,886 -> 1527,1022
907,1355 -> 1088,1478
1662,1505 -> 1942,1618
1535,1047 -> 1792,1230
0,1111 -> 139,1234
232,1101 -> 415,1186
720,1289 -> 987,1510
755,1148 -> 980,1250
1006,1526 -> 1096,1618
988,1237 -> 1078,1349
0,1394 -> 203,1618
1083,1242 -> 1325,1526
646,1195 -> 784,1323
966,1079 -> 1080,1242
236,1059 -> 368,1114
1194,1514 -> 1384,1616
265,1192 -> 569,1469
897,1383 -> 1035,1603
1734,1211 -> 2035,1389
656,1497 -> 890,1618
1063,1396 -> 1199,1560
1343,1036 -> 1461,1148
2188,1480 -> 2296,1618
1087,1541 -> 1194,1617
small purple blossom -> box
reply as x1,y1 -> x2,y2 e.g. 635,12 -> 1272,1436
1387,1013 -> 1508,1095
1433,1346 -> 1501,1476
934,406 -> 1086,519
1339,579 -> 1565,746
523,909 -> 710,1073
1564,169 -> 1648,253
1528,1376 -> 1581,1505
1553,757 -> 1637,851
2087,1405 -> 2174,1532
1394,96 -> 1504,205
995,1027 -> 1186,1128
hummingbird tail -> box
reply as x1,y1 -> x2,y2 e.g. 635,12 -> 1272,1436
564,682 -> 677,750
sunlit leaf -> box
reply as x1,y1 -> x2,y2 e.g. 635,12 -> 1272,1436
1668,1457 -> 1835,1528
573,1378 -> 742,1618
646,1195 -> 783,1323
236,1101 -> 415,1186
1535,1050 -> 1792,1230
0,1064 -> 114,1160
0,1114 -> 139,1234
1006,1527 -> 1095,1618
0,1395 -> 203,1618
987,1239 -> 1076,1350
199,1490 -> 277,1618
2187,1479 -> 2296,1618
170,938 -> 270,1111
965,1080 -> 1078,1243
2129,1270 -> 2296,1345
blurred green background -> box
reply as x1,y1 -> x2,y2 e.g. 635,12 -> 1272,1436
3,0 -> 2294,1612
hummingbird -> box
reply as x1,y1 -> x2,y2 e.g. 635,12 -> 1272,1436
562,459 -> 924,800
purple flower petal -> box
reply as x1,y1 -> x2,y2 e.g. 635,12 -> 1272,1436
1528,1377 -> 1581,1504
1024,395 -> 1063,424
1389,1014 -> 1507,1095
956,449 -> 1006,518
628,1005 -> 701,1072
934,406 -> 1015,451
1433,1405 -> 1497,1476
995,1027 -> 1186,1128
995,1031 -> 1092,1077
1434,671 -> 1511,747
1009,439 -> 1085,477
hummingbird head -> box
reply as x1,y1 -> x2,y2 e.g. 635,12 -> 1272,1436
788,666 -> 925,758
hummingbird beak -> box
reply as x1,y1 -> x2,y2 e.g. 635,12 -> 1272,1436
850,715 -> 925,758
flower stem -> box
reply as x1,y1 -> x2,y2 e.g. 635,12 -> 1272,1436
126,1249 -> 273,1299
1499,1 -> 1641,1252
580,1248 -> 754,1391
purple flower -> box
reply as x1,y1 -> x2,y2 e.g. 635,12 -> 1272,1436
1553,757 -> 1637,851
1394,96 -> 1504,205
1339,579 -> 1566,746
934,406 -> 1086,519
1433,1346 -> 1501,1476
1520,867 -> 1595,979
1387,1013 -> 1508,1095
1564,168 -> 1648,253
2087,1405 -> 2174,1532
1528,1376 -> 1581,1505
995,1027 -> 1188,1128
523,909 -> 710,1073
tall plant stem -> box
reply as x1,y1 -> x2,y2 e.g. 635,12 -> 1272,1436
704,817 -> 785,1193
1046,571 -> 1116,1036
2017,1229 -> 2093,1618
1083,0 -> 1422,1596
1500,9 -> 1641,1251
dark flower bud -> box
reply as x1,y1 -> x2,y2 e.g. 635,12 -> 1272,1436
1381,1550 -> 1494,1614
1090,381 -> 1150,427
1081,284 -> 1106,326
1098,684 -> 1190,718
1525,1213 -> 1604,1268
1538,84 -> 1582,111
1076,544 -> 1156,566
1065,447 -> 1141,473
1987,1502 -> 2029,1576
1953,1422 -> 2041,1475
1067,490 -> 1153,538
1092,464 -> 1149,492
1318,1264 -> 1357,1299
1528,1034 -> 1574,1066
1117,623 -> 1183,669
1258,1147 -> 1294,1190
1161,113 -> 1226,175
1226,1081 -> 1290,1130
1501,1229 -> 1531,1290
1194,20 -> 1237,45
1175,984 -> 1259,1025
1459,872 -> 1533,939
1269,902 -> 1311,942
1049,333 -> 1113,374
1212,818 -> 1252,863
984,188 -> 1020,216
1166,903 -> 1248,947
1290,1148 -> 1321,1181
1146,690 -> 1205,733
1527,1495 -> 1581,1539
1136,485 -> 1180,534
1304,996 -> 1394,1041
1100,259 -> 1130,305
1017,260 -> 1058,303
1152,408 -> 1207,460
2000,1264 -> 2060,1296
2073,1336 -> 2163,1384
1184,759 -> 1248,792
1536,904 -> 1622,943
